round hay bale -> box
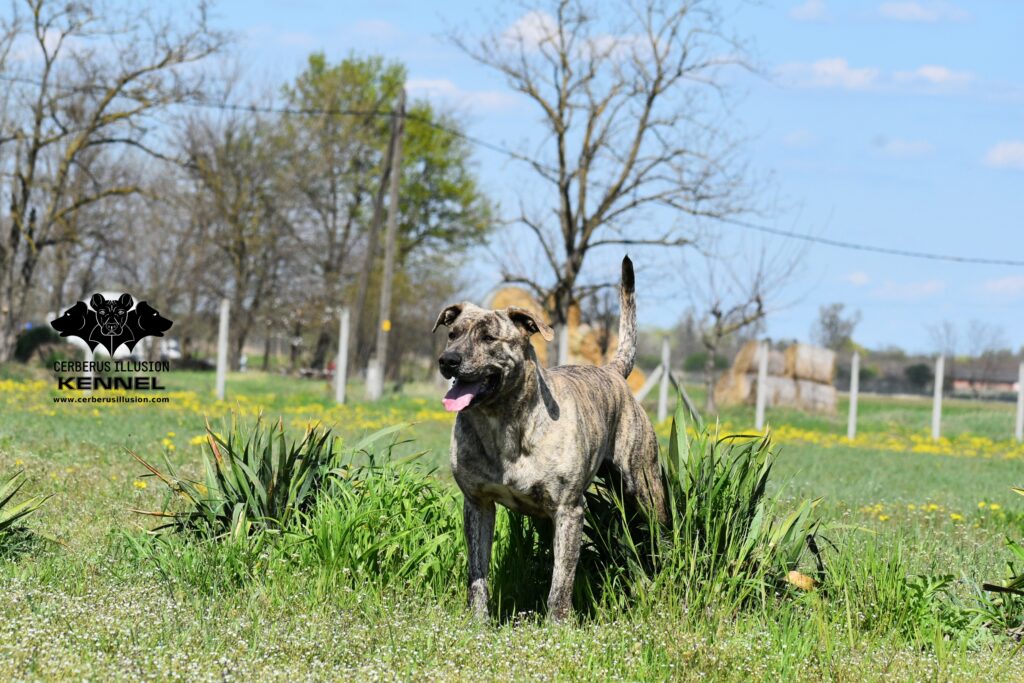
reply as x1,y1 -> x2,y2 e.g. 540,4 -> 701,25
784,343 -> 836,384
489,286 -> 550,367
714,371 -> 752,407
795,380 -> 837,413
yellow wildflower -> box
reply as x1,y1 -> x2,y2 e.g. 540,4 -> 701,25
950,513 -> 964,521
133,480 -> 147,489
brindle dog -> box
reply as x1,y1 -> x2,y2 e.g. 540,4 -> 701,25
433,256 -> 667,622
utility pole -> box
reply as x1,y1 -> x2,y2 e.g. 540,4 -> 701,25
367,87 -> 405,401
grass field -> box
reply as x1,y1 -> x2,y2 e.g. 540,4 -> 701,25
2,363 -> 1024,681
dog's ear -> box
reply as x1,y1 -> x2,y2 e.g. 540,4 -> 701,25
118,293 -> 133,309
506,307 -> 554,341
432,303 -> 464,333
90,293 -> 105,310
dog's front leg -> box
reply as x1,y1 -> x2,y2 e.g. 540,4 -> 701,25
547,503 -> 584,623
464,498 -> 495,621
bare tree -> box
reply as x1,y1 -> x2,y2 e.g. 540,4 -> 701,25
0,0 -> 225,360
183,113 -> 290,370
811,303 -> 861,352
964,319 -> 1008,397
452,0 -> 752,344
686,239 -> 804,413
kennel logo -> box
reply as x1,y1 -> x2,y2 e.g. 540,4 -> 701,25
51,293 -> 173,357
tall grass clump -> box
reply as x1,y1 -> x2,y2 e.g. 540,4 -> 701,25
294,453 -> 463,597
131,415 -> 339,538
0,470 -> 49,555
653,404 -> 822,611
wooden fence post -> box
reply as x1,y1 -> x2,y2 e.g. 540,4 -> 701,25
215,298 -> 229,401
847,351 -> 860,440
657,338 -> 670,423
755,341 -> 768,431
931,354 -> 944,441
1016,361 -> 1023,443
335,308 -> 349,405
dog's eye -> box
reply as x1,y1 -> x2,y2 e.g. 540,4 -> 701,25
448,330 -> 459,340
482,334 -> 497,343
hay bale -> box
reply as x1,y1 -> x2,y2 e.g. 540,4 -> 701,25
488,286 -> 550,367
749,375 -> 799,407
730,341 -> 785,376
796,380 -> 837,413
714,371 -> 752,407
731,340 -> 761,375
785,343 -> 835,384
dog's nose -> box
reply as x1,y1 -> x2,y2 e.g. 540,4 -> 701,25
438,351 -> 462,375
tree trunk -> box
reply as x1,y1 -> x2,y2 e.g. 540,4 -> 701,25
310,327 -> 331,369
704,346 -> 718,414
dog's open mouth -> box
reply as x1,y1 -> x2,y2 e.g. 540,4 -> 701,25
442,373 -> 498,412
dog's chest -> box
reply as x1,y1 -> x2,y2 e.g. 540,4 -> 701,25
453,426 -> 559,517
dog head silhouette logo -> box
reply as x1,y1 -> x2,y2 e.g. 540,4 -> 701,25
50,293 -> 173,356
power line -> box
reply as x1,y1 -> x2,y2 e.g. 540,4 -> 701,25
1,72 -> 1019,267
719,217 -> 1024,267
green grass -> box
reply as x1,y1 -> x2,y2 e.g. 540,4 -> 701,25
2,365 -> 1024,680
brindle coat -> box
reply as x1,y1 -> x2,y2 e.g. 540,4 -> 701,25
433,256 -> 666,622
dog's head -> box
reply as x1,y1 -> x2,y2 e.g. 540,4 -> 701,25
134,301 -> 172,336
432,302 -> 553,412
51,301 -> 91,336
91,293 -> 133,336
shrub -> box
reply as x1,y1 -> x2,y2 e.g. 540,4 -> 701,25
13,325 -> 59,362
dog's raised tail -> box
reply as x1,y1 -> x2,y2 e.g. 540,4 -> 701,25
608,256 -> 637,379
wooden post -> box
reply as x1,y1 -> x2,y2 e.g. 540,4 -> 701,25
847,351 -> 860,440
657,338 -> 671,422
755,341 -> 768,431
335,308 -> 349,405
931,354 -> 944,441
1015,361 -> 1023,443
215,298 -> 229,400
368,87 -> 405,401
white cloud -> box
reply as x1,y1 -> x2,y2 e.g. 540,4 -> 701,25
893,65 -> 974,87
984,141 -> 1024,170
983,275 -> 1024,296
407,78 -> 522,112
878,1 -> 970,23
783,129 -> 818,148
874,137 -> 935,159
871,279 -> 945,301
778,58 -> 880,90
502,10 -> 558,51
790,0 -> 828,21
845,271 -> 870,286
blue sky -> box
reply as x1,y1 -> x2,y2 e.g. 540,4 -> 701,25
214,0 -> 1023,353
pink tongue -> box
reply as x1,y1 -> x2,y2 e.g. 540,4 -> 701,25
443,381 -> 483,412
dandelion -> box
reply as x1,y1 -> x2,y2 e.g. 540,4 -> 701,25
990,503 -> 1001,511
950,513 -> 964,521
166,431 -> 176,437
14,458 -> 23,466
878,515 -> 890,521
979,501 -> 987,509
133,480 -> 147,489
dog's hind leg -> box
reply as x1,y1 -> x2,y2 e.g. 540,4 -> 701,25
610,412 -> 668,525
